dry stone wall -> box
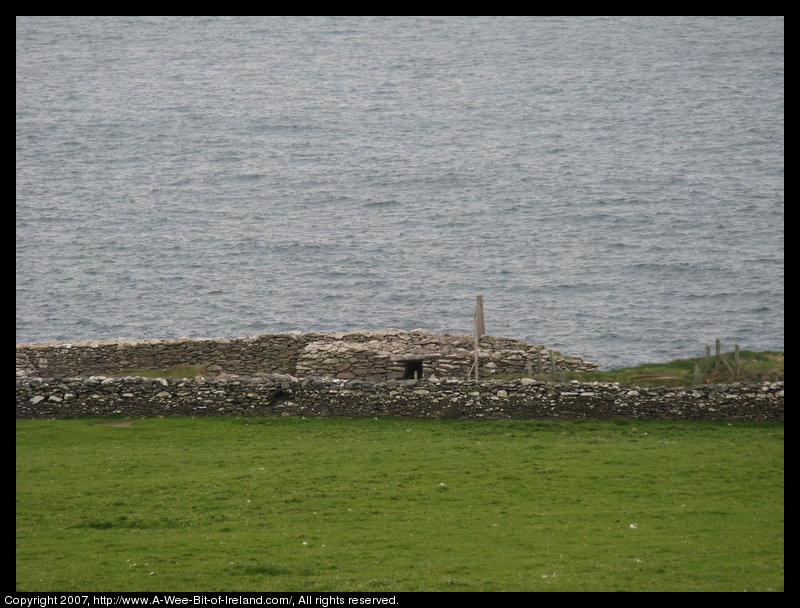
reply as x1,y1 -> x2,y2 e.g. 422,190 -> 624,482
15,330 -> 783,422
15,375 -> 783,421
15,330 -> 597,381
15,333 -> 315,378
295,329 -> 596,380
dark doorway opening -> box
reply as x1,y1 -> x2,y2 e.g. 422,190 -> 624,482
403,360 -> 424,380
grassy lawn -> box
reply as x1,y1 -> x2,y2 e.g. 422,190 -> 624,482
16,417 -> 783,592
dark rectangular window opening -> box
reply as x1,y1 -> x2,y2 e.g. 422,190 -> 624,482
403,360 -> 424,380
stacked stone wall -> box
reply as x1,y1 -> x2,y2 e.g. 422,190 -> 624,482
15,330 -> 597,381
18,330 -> 781,423
295,330 -> 596,380
16,375 -> 784,422
15,333 -> 320,378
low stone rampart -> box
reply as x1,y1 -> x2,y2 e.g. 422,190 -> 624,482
15,330 -> 598,381
15,375 -> 784,422
14,333 -> 315,378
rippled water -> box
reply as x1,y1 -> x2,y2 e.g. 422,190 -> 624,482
16,16 -> 784,369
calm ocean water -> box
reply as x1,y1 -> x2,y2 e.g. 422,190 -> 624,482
16,16 -> 783,369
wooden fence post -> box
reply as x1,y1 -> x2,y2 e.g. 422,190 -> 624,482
716,338 -> 734,374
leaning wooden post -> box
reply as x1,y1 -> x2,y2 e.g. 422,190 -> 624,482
705,344 -> 711,375
734,344 -> 741,377
716,338 -> 734,374
549,350 -> 557,380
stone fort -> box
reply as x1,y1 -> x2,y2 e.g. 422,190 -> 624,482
15,329 -> 597,381
15,330 -> 783,422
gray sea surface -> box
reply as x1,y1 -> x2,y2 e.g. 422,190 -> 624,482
16,16 -> 783,369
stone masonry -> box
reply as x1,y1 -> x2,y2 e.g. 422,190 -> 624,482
15,329 -> 597,381
15,374 -> 783,421
15,330 -> 783,422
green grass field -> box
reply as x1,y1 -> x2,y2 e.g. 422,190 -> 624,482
490,350 -> 784,387
16,417 -> 783,592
